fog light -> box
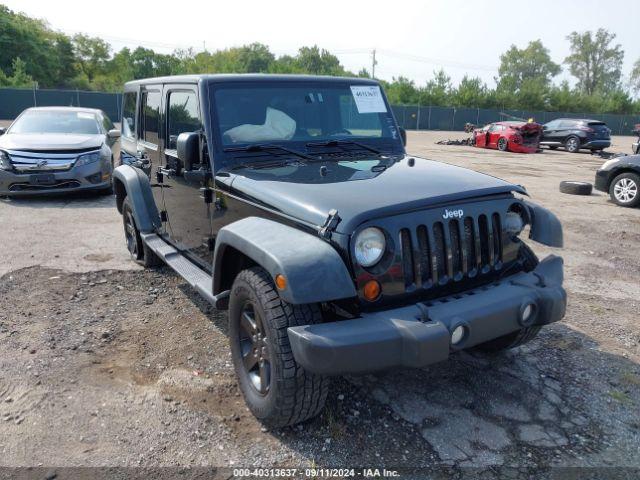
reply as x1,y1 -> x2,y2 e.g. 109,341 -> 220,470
522,303 -> 534,322
451,325 -> 466,345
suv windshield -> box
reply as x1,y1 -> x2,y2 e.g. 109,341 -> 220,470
211,82 -> 400,154
10,110 -> 100,135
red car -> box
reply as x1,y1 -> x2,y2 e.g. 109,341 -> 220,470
473,121 -> 542,153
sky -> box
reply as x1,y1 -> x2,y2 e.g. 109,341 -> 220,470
3,0 -> 640,88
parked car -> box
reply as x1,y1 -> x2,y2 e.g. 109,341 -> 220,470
540,118 -> 611,153
0,107 -> 120,195
632,124 -> 639,155
595,154 -> 640,207
473,121 -> 542,153
114,74 -> 566,427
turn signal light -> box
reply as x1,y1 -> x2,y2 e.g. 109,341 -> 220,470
275,274 -> 287,290
363,280 -> 381,301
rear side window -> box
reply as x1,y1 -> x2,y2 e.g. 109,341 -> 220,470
558,120 -> 576,128
166,91 -> 200,150
122,92 -> 136,138
139,90 -> 161,146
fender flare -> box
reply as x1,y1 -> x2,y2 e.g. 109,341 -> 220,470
112,165 -> 161,233
523,201 -> 563,248
213,217 -> 357,305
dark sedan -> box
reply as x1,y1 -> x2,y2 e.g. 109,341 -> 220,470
595,154 -> 640,207
540,118 -> 611,153
0,107 -> 120,195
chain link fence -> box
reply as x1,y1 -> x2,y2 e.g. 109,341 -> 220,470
1,87 -> 638,135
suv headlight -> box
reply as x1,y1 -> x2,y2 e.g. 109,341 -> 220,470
0,150 -> 11,171
354,227 -> 386,267
75,151 -> 101,167
505,211 -> 525,236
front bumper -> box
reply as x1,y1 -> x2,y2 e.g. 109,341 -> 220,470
288,255 -> 566,375
0,162 -> 111,196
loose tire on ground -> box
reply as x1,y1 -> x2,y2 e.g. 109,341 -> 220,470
122,197 -> 162,267
559,181 -> 592,195
609,172 -> 640,208
229,267 -> 329,427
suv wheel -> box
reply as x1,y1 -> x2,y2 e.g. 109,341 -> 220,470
122,197 -> 162,267
609,172 -> 640,207
564,136 -> 580,153
229,267 -> 329,427
497,137 -> 508,151
473,243 -> 540,352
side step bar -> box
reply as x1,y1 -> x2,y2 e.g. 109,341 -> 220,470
141,233 -> 229,309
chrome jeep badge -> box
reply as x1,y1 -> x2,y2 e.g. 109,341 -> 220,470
442,208 -> 464,219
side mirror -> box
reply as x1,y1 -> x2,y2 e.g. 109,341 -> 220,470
399,127 -> 407,147
177,132 -> 200,171
108,129 -> 121,139
0,127 -> 6,136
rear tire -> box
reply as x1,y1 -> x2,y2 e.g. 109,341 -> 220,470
122,197 -> 162,267
609,172 -> 640,208
497,137 -> 508,151
564,136 -> 580,153
229,267 -> 329,427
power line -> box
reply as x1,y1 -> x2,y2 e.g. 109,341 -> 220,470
377,48 -> 499,72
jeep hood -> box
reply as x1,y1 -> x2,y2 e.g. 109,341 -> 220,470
222,155 -> 526,233
0,133 -> 104,151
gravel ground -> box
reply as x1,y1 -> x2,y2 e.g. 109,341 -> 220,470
0,130 -> 639,475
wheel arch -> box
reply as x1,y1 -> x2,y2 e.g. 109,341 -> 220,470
607,167 -> 640,190
112,165 -> 161,233
213,217 -> 357,305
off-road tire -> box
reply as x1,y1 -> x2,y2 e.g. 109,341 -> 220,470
229,267 -> 329,427
122,197 -> 162,267
497,137 -> 508,152
473,242 -> 541,352
559,181 -> 592,195
609,172 -> 640,208
564,135 -> 580,153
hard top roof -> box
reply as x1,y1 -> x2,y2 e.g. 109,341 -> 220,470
124,73 -> 380,88
24,106 -> 102,114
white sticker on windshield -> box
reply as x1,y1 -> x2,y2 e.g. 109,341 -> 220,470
350,86 -> 387,113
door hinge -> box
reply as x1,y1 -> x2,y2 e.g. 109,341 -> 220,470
319,209 -> 341,239
160,210 -> 168,222
199,187 -> 213,204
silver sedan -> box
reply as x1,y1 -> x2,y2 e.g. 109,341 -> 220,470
0,107 -> 120,196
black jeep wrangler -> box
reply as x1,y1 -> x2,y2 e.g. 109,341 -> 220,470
114,74 -> 566,427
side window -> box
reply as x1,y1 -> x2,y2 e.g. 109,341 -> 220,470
139,90 -> 161,146
166,90 -> 200,150
545,120 -> 558,129
101,112 -> 114,132
122,92 -> 136,138
558,120 -> 575,129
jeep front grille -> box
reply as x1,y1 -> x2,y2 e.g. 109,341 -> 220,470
400,213 -> 503,289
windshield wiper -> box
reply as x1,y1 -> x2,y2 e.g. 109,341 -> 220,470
224,143 -> 315,161
305,139 -> 381,155
229,158 -> 301,171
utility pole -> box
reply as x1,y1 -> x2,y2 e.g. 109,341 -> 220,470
371,49 -> 377,79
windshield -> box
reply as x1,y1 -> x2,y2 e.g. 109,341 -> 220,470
10,110 -> 100,135
212,83 -> 400,150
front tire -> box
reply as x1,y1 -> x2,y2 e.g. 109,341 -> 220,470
609,172 -> 640,207
497,137 -> 508,151
229,267 -> 329,427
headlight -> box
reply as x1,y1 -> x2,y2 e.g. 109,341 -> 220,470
354,227 -> 386,267
75,151 -> 101,167
0,150 -> 11,171
504,211 -> 525,236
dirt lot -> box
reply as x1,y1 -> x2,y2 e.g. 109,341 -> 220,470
0,130 -> 639,475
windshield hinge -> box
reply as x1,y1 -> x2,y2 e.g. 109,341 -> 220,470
319,209 -> 341,239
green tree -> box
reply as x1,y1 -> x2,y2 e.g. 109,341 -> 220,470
564,29 -> 624,95
630,58 -> 640,94
0,57 -> 34,87
72,33 -> 111,83
384,76 -> 418,104
291,46 -> 344,75
497,40 -> 560,91
451,76 -> 487,107
420,69 -> 451,106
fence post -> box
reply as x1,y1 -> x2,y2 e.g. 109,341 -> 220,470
428,106 -> 432,130
416,104 -> 421,131
32,83 -> 37,107
476,107 -> 480,126
452,108 -> 456,131
76,89 -> 80,107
